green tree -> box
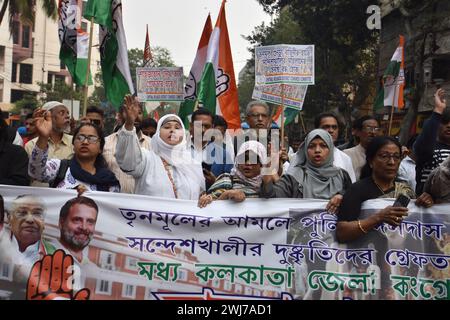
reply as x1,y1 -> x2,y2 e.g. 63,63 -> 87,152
0,0 -> 57,33
128,46 -> 176,87
11,92 -> 38,114
38,81 -> 84,104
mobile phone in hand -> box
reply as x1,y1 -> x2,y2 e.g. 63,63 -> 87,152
393,194 -> 410,208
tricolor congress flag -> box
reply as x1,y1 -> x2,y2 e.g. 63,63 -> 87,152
179,14 -> 212,128
58,0 -> 92,86
84,0 -> 134,108
374,35 -> 405,110
197,0 -> 241,129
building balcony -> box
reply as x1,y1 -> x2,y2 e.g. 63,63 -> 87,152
13,45 -> 32,62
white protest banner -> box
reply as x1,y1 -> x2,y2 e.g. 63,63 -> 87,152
255,44 -> 315,85
136,67 -> 184,101
0,185 -> 448,300
252,84 -> 308,110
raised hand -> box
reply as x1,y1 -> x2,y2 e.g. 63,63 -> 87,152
33,108 -> 52,139
27,250 -> 90,300
123,95 -> 141,130
434,88 -> 447,114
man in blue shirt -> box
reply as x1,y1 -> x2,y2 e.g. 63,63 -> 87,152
190,109 -> 234,189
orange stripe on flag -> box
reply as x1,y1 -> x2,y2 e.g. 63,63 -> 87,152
216,1 -> 241,130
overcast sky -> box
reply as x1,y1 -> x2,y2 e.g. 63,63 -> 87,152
122,0 -> 272,76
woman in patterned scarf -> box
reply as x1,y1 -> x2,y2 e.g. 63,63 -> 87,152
198,141 -> 267,207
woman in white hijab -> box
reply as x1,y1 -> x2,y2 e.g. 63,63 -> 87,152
115,96 -> 205,200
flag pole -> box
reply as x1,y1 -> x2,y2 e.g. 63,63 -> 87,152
388,86 -> 397,136
280,84 -> 285,147
299,110 -> 306,133
82,17 -> 95,117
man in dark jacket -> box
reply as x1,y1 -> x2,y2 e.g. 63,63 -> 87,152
414,88 -> 450,195
0,113 -> 30,186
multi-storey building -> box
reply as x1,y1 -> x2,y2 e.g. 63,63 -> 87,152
0,2 -> 100,113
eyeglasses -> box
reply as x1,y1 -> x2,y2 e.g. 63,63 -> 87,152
377,153 -> 401,162
75,134 -> 100,144
248,113 -> 269,119
321,124 -> 338,130
14,208 -> 44,219
362,126 -> 382,133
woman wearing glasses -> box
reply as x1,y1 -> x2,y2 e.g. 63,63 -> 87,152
29,109 -> 120,192
336,136 -> 421,242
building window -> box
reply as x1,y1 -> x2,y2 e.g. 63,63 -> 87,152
95,279 -> 112,295
0,46 -> 5,72
0,262 -> 13,281
224,281 -> 232,291
0,79 -> 4,103
19,64 -> 33,84
22,25 -> 30,48
99,250 -> 116,270
31,38 -> 34,58
60,61 -> 66,70
55,75 -> 66,84
12,63 -> 17,83
47,73 -> 54,85
212,279 -> 221,289
12,21 -> 20,45
125,257 -> 138,271
432,57 -> 450,82
178,269 -> 187,281
122,284 -> 136,299
10,89 -> 25,103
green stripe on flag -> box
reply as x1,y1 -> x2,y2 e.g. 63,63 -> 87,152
179,99 -> 196,129
59,48 -> 92,86
197,62 -> 217,115
84,0 -> 112,28
284,107 -> 299,126
384,60 -> 401,78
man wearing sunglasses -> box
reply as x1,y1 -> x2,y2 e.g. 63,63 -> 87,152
315,112 -> 356,182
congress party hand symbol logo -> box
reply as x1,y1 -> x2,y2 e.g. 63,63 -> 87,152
27,249 -> 90,300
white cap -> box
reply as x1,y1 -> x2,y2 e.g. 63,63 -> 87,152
42,101 -> 65,111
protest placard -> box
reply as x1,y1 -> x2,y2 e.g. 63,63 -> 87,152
255,45 -> 315,85
136,67 -> 184,101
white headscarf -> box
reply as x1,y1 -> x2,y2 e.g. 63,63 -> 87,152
232,141 -> 267,188
151,114 -> 205,197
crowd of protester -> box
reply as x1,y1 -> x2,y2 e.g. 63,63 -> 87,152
0,88 -> 449,245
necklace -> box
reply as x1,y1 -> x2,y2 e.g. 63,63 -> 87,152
373,179 -> 393,195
